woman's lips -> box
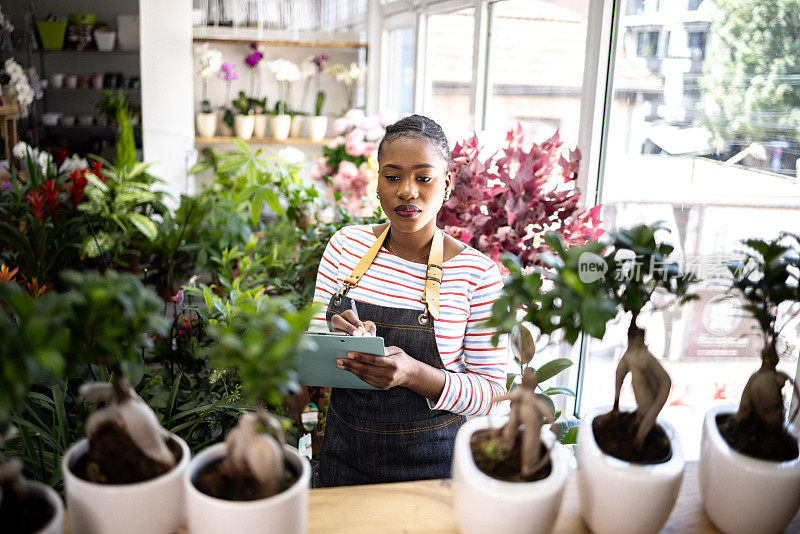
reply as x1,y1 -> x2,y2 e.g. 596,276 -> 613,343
394,205 -> 421,218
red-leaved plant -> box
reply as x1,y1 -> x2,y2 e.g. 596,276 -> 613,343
438,125 -> 603,267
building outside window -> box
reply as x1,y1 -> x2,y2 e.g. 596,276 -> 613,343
636,30 -> 660,57
687,31 -> 707,60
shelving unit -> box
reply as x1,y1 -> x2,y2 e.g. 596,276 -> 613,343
195,136 -> 331,145
192,26 -> 366,48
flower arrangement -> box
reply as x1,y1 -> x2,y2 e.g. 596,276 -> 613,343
1,58 -> 40,109
437,125 -> 603,268
268,59 -> 301,115
325,62 -> 366,111
306,53 -> 329,116
196,43 -> 223,114
311,109 -> 388,215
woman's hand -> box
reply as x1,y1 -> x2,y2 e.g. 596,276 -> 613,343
336,346 -> 417,390
330,310 -> 377,337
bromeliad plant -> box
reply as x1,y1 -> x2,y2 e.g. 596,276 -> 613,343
437,126 -> 603,269
723,234 -> 800,459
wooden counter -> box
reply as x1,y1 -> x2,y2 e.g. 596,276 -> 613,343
65,462 -> 800,533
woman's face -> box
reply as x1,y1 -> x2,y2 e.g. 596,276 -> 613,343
377,137 -> 451,235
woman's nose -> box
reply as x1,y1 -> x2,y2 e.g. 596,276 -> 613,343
398,179 -> 418,199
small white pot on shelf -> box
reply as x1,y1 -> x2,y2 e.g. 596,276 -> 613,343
253,114 -> 268,138
93,30 -> 116,51
699,403 -> 800,534
184,442 -> 310,534
196,112 -> 218,138
289,115 -> 304,138
234,114 -> 255,140
18,480 -> 64,534
452,415 -> 568,534
271,114 -> 291,141
576,406 -> 684,534
62,435 -> 190,534
307,116 -> 328,142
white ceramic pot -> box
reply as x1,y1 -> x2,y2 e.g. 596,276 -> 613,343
699,404 -> 800,534
307,116 -> 328,142
234,114 -> 255,140
576,407 -> 684,534
93,30 -> 116,52
289,115 -> 304,138
24,480 -> 64,534
185,442 -> 310,534
452,415 -> 568,534
62,435 -> 190,534
271,114 -> 291,141
196,112 -> 218,138
253,114 -> 268,138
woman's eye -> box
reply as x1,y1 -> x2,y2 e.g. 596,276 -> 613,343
385,175 -> 400,182
416,176 -> 432,182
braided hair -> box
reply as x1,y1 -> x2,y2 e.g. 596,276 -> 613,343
377,114 -> 450,166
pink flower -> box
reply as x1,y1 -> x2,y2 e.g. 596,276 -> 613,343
362,143 -> 377,158
365,126 -> 384,141
345,136 -> 365,158
332,117 -> 351,135
310,159 -> 330,181
344,108 -> 366,125
327,135 -> 345,149
337,160 -> 359,180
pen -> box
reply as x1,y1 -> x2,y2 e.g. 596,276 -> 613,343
350,300 -> 365,336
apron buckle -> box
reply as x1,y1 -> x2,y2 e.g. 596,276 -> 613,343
332,283 -> 354,307
417,307 -> 430,325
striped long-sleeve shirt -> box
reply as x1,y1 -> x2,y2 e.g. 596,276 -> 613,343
310,225 -> 508,416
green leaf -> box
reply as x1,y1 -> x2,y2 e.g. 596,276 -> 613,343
263,189 -> 283,216
535,358 -> 573,383
563,426 -> 578,444
234,138 -> 252,155
127,212 -> 158,241
543,386 -> 575,397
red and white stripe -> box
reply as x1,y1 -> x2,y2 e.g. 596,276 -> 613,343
310,225 -> 508,416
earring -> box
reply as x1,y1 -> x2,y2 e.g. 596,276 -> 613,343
376,191 -> 380,199
444,190 -> 451,201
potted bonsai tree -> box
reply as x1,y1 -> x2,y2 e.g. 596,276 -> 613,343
700,234 -> 800,534
451,312 -> 572,534
55,270 -> 190,534
184,293 -> 317,534
0,279 -> 68,534
530,224 -> 695,534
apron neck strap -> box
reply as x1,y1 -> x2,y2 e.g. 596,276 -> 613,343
339,225 -> 443,320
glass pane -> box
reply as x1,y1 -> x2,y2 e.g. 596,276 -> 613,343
485,0 -> 591,145
426,7 -> 475,141
588,1 -> 800,459
386,27 -> 414,116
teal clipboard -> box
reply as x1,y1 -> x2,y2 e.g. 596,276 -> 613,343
297,333 -> 385,390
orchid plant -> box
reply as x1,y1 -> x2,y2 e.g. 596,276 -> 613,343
196,43 -> 223,114
309,53 -> 329,116
244,42 -> 264,102
219,62 -> 239,127
0,58 -> 41,109
268,59 -> 301,115
325,62 -> 366,111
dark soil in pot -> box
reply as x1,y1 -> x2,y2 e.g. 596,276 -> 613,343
716,413 -> 799,462
193,456 -> 299,501
469,429 -> 552,482
72,422 -> 183,484
0,483 -> 55,534
592,410 -> 671,464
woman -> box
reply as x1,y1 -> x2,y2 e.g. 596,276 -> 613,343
310,114 -> 507,487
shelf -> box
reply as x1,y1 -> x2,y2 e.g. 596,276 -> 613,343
195,136 -> 332,146
45,88 -> 141,93
192,26 -> 365,48
41,49 -> 140,55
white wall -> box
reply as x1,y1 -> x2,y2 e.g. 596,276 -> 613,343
140,0 -> 196,200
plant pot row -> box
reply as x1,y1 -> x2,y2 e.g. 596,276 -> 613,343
196,113 -> 328,142
53,435 -> 310,534
454,405 -> 800,534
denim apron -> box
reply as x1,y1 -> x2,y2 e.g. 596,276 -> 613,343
318,227 -> 464,487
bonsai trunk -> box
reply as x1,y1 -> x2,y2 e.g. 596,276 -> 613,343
736,341 -> 800,433
612,321 -> 671,448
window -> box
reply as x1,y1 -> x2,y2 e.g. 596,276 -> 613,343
687,31 -> 707,60
627,0 -> 660,15
484,0 -> 590,145
385,27 -> 415,115
688,0 -> 704,10
425,7 -> 476,141
586,0 -> 800,460
636,31 -> 659,57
